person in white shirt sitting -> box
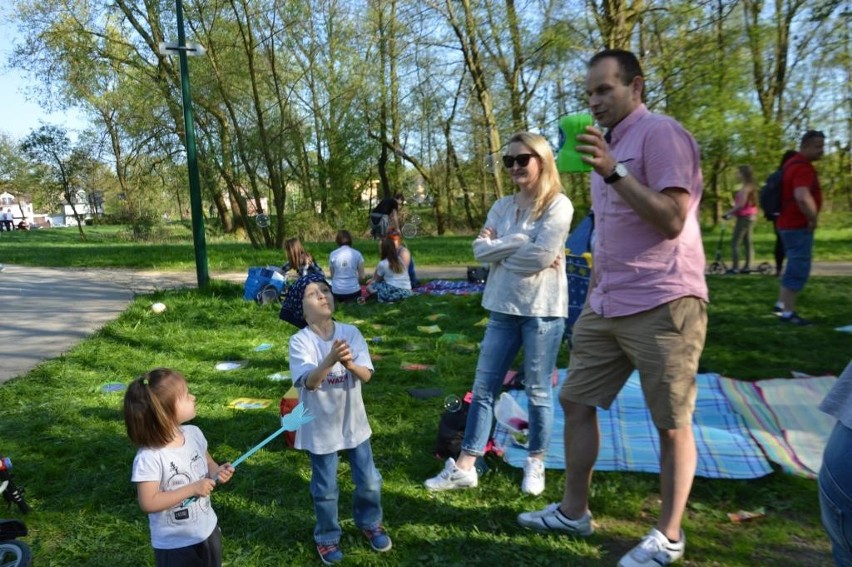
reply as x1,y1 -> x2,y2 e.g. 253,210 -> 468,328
328,230 -> 365,303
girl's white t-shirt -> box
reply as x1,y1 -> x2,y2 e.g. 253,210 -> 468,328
329,245 -> 364,295
376,259 -> 411,290
289,322 -> 374,455
131,425 -> 217,550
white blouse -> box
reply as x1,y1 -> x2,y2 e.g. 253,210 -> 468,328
472,193 -> 574,318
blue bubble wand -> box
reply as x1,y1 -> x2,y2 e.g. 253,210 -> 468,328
180,402 -> 313,507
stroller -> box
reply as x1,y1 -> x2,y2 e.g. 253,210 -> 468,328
706,218 -> 773,275
1,455 -> 32,567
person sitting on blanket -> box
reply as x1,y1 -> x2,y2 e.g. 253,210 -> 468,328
328,230 -> 366,303
423,131 -> 573,496
282,237 -> 323,279
386,228 -> 419,287
366,237 -> 413,303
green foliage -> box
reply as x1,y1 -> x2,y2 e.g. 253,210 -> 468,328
0,274 -> 844,565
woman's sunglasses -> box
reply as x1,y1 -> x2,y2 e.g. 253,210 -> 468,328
502,153 -> 536,168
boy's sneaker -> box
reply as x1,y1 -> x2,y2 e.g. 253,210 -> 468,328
363,525 -> 392,552
521,457 -> 545,495
618,528 -> 685,567
771,305 -> 783,316
424,458 -> 478,491
517,503 -> 593,536
779,312 -> 812,326
317,542 -> 344,565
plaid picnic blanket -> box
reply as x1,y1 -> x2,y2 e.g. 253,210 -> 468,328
413,279 -> 485,296
718,374 -> 836,478
493,370 -> 773,479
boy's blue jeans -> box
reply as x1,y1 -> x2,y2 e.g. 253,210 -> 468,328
819,421 -> 852,567
309,439 -> 383,545
462,312 -> 564,457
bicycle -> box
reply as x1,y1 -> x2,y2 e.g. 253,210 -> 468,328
401,215 -> 421,238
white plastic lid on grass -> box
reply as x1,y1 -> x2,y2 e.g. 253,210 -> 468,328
215,361 -> 246,371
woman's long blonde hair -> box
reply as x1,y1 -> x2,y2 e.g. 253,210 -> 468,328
738,165 -> 757,206
507,132 -> 564,220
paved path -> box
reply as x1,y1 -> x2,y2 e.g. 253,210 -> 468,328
1,261 -> 850,384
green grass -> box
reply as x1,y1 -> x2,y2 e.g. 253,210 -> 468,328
1,211 -> 850,270
1,272 -> 849,565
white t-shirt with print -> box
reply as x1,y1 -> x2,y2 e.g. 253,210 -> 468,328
289,322 -> 374,455
376,259 -> 411,290
329,245 -> 364,295
131,425 -> 217,550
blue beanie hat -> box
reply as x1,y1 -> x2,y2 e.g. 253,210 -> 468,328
279,273 -> 330,328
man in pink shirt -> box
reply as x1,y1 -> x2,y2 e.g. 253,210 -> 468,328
518,49 -> 708,567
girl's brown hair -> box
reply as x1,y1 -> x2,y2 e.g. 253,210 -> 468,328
284,237 -> 313,269
123,368 -> 186,449
380,237 -> 404,273
335,230 -> 352,247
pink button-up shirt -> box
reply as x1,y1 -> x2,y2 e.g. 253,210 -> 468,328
589,104 -> 708,317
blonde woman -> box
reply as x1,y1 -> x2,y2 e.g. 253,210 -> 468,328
723,165 -> 758,273
424,132 -> 574,495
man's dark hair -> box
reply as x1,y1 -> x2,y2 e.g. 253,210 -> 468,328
779,149 -> 798,168
589,49 -> 644,85
800,130 -> 825,146
394,193 -> 405,203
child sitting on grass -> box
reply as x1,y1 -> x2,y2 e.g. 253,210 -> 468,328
366,237 -> 412,303
280,273 -> 392,565
123,368 -> 235,567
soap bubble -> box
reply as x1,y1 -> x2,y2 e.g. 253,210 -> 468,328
443,394 -> 462,413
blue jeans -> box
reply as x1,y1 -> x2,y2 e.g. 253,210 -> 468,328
779,229 -> 814,292
462,312 -> 565,457
309,439 -> 383,545
819,421 -> 852,567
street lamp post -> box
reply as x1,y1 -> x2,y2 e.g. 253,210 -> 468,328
163,0 -> 209,288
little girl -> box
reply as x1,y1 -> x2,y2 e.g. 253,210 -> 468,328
283,237 -> 323,278
366,237 -> 412,303
123,368 -> 235,567
280,273 -> 391,565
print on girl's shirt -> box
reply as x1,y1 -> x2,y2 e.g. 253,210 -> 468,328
166,452 -> 209,524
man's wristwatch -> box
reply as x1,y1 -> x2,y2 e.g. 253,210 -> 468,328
603,162 -> 628,185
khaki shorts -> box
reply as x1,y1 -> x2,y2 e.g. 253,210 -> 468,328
559,296 -> 708,430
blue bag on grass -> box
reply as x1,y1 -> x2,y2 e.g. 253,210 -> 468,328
243,266 -> 286,304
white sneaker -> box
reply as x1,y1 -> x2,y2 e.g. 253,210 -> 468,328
517,503 -> 594,536
423,457 -> 478,491
521,456 -> 545,495
618,528 -> 685,566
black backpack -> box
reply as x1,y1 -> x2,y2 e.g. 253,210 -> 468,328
759,169 -> 784,221
759,157 -> 804,221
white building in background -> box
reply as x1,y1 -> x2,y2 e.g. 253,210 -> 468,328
57,189 -> 104,226
0,191 -> 35,225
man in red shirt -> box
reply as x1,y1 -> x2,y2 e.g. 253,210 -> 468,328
775,130 -> 825,325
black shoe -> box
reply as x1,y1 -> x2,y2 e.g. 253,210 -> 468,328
725,269 -> 738,275
780,312 -> 812,326
771,305 -> 783,316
